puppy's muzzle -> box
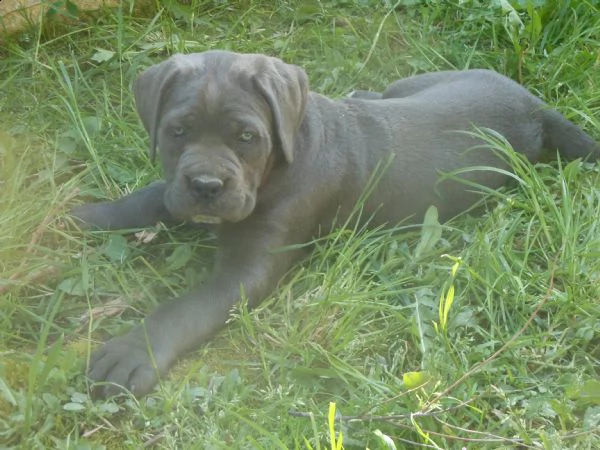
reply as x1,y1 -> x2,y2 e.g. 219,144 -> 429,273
189,174 -> 224,200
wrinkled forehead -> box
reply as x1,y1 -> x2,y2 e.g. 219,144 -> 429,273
162,59 -> 270,124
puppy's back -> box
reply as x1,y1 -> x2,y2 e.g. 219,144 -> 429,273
381,69 -> 599,161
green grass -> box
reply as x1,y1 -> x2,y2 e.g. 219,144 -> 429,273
1,0 -> 599,448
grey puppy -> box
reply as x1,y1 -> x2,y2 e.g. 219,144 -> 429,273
71,50 -> 599,398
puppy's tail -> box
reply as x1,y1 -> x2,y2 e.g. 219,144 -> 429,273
541,108 -> 600,160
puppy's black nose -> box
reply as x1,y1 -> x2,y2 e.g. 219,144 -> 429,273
190,175 -> 224,199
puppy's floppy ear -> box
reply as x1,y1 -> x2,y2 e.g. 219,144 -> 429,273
134,55 -> 188,162
253,57 -> 308,163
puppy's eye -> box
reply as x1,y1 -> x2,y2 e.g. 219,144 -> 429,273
239,131 -> 255,143
172,126 -> 186,138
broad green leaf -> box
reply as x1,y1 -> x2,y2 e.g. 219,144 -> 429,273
414,206 -> 442,259
166,244 -> 193,271
57,277 -> 85,296
63,402 -> 86,412
102,234 -> 130,263
91,48 -> 116,63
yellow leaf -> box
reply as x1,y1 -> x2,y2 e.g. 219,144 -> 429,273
403,371 -> 431,389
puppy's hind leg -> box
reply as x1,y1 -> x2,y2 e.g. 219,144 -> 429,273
348,71 -> 463,100
347,90 -> 382,100
349,70 -> 472,100
381,70 -> 469,99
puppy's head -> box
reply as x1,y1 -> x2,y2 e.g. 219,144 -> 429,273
134,50 -> 308,223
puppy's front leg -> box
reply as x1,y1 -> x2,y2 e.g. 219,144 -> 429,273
71,181 -> 176,230
87,221 -> 308,398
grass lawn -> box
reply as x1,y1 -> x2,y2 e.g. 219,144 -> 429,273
1,0 -> 599,448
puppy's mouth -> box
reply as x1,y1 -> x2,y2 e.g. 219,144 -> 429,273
164,178 -> 256,224
191,214 -> 223,224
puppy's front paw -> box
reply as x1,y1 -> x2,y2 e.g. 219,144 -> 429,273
88,333 -> 167,398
